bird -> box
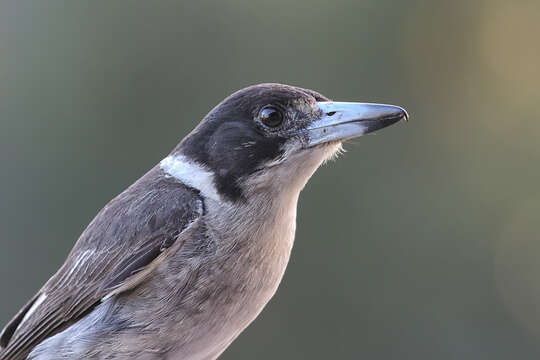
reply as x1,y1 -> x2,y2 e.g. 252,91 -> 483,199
0,83 -> 407,360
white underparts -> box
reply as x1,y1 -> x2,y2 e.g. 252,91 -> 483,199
160,155 -> 221,201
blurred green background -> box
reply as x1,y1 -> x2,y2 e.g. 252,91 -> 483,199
1,1 -> 540,359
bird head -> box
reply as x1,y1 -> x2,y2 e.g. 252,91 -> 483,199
171,83 -> 407,202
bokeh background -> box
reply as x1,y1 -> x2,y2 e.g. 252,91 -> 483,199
1,1 -> 540,359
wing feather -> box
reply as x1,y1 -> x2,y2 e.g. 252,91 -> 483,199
0,171 -> 203,360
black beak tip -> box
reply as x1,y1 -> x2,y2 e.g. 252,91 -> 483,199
364,107 -> 408,134
402,108 -> 410,122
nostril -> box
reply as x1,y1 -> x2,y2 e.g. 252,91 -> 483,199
326,111 -> 336,116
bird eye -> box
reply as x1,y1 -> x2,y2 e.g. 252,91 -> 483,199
258,106 -> 283,128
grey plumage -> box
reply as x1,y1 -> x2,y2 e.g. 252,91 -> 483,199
1,167 -> 203,359
0,83 -> 407,359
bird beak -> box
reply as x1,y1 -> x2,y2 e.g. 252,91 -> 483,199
305,102 -> 408,147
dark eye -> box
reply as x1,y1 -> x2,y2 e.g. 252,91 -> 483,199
258,106 -> 283,128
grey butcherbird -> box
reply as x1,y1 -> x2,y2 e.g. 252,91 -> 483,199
0,83 -> 407,360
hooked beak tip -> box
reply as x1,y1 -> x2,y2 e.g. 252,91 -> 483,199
402,109 -> 410,122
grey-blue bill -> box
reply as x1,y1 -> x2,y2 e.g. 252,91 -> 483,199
305,102 -> 408,147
